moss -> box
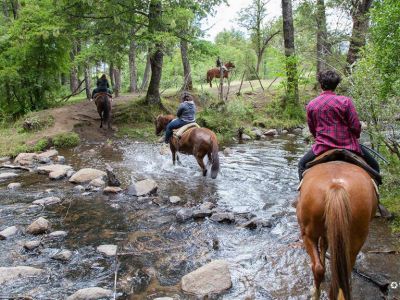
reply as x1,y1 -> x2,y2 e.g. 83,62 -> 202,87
52,132 -> 80,148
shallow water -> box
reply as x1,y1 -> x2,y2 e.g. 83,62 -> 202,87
0,135 -> 399,299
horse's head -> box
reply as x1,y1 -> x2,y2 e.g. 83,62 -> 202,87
155,114 -> 174,135
225,61 -> 235,69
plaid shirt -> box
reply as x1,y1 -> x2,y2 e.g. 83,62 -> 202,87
307,90 -> 362,156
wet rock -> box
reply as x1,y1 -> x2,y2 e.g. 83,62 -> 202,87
0,226 -> 18,240
7,182 -> 21,190
66,287 -> 113,300
252,128 -> 264,140
97,244 -> 117,257
106,164 -> 120,187
287,133 -> 296,138
103,186 -> 122,194
282,129 -> 288,134
134,179 -> 158,196
210,212 -> 235,223
193,209 -> 212,219
66,170 -> 75,178
24,240 -> 41,250
26,217 -> 50,235
89,178 -> 105,188
293,128 -> 303,134
14,153 -> 37,166
169,196 -> 181,204
223,147 -> 232,156
37,149 -> 58,160
32,196 -> 61,206
181,260 -> 232,297
38,156 -> 51,164
69,168 -> 106,184
56,155 -> 65,164
0,156 -> 10,163
176,208 -> 193,222
0,172 -> 18,179
241,218 -> 272,230
49,230 -> 68,238
74,185 -> 85,192
0,266 -> 44,285
126,184 -> 137,196
81,192 -> 92,196
37,164 -> 72,180
264,129 -> 278,136
241,134 -> 251,141
154,298 -> 174,300
200,202 -> 216,210
52,249 -> 72,261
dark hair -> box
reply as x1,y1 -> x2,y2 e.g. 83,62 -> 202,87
181,91 -> 193,102
318,70 -> 341,91
101,74 -> 107,80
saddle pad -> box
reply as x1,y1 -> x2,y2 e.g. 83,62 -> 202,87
173,123 -> 200,139
306,149 -> 382,185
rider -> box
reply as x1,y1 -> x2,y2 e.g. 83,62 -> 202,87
92,74 -> 113,100
216,56 -> 221,68
165,91 -> 196,144
298,70 -> 380,181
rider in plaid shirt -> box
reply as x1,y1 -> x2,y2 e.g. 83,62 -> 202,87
298,70 -> 380,180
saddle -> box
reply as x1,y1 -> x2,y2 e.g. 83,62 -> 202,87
305,149 -> 382,185
173,123 -> 200,140
94,92 -> 113,101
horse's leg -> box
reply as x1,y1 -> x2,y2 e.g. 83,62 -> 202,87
319,236 -> 327,270
170,144 -> 176,165
303,234 -> 324,300
98,109 -> 103,128
195,155 -> 207,176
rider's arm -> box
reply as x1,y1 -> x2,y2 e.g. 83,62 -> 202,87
176,103 -> 184,118
346,98 -> 361,138
306,105 -> 316,138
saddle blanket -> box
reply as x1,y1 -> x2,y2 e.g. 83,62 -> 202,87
173,123 -> 200,139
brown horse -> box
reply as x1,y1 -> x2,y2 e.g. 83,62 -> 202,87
206,61 -> 235,87
297,161 -> 377,299
94,93 -> 112,129
155,115 -> 220,179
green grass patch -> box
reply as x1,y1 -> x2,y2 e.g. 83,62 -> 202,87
52,132 -> 80,148
380,160 -> 400,233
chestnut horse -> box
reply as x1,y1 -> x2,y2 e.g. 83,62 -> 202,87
297,161 -> 377,299
94,93 -> 112,129
155,115 -> 220,179
206,61 -> 235,87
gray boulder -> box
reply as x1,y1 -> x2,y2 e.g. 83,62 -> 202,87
52,249 -> 72,261
103,186 -> 122,194
210,212 -> 235,223
134,179 -> 158,196
14,153 -> 37,166
264,129 -> 278,136
24,240 -> 41,250
169,196 -> 181,204
181,260 -> 232,297
26,217 -> 50,235
69,168 -> 106,184
49,230 -> 68,238
7,182 -> 21,190
97,244 -> 117,257
0,266 -> 44,285
193,209 -> 212,219
66,287 -> 113,300
176,208 -> 193,222
0,226 -> 18,240
32,196 -> 61,206
0,172 -> 18,180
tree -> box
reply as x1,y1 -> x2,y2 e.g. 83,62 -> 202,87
346,0 -> 374,69
237,0 -> 280,76
316,0 -> 330,74
281,0 -> 299,104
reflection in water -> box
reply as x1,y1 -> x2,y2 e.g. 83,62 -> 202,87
0,136 -> 398,299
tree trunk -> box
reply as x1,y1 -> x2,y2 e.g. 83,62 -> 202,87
84,65 -> 91,99
146,0 -> 163,105
281,0 -> 299,105
113,67 -> 121,98
140,52 -> 151,91
316,0 -> 330,76
69,41 -> 80,93
129,39 -> 138,93
255,55 -> 262,77
346,0 -> 373,69
109,63 -> 115,88
180,39 -> 193,91
10,0 -> 19,19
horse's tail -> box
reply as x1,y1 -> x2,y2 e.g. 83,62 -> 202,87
325,183 -> 352,300
210,136 -> 220,179
103,95 -> 111,127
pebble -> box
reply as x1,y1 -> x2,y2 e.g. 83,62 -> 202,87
0,226 -> 18,240
0,172 -> 18,179
210,212 -> 235,223
24,240 -> 41,250
26,217 -> 50,235
176,208 -> 193,223
7,182 -> 21,190
169,196 -> 181,204
66,287 -> 112,300
103,186 -> 123,194
32,196 -> 61,206
52,249 -> 72,261
192,209 -> 212,219
48,231 -> 68,238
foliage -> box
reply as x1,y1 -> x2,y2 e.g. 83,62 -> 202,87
52,132 -> 80,148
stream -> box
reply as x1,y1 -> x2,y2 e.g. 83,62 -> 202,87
0,134 -> 399,299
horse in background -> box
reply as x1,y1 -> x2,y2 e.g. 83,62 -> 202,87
155,114 -> 220,179
206,61 -> 235,87
94,92 -> 112,129
296,161 -> 377,299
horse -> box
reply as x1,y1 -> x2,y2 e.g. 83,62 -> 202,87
155,114 -> 220,179
296,161 -> 378,300
206,61 -> 235,87
94,92 -> 112,129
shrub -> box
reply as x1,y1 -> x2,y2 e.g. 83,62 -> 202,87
52,132 -> 80,148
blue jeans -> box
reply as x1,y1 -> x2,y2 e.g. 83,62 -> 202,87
165,119 -> 190,143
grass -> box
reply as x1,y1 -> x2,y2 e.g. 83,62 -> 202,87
52,132 -> 80,148
380,160 -> 400,233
